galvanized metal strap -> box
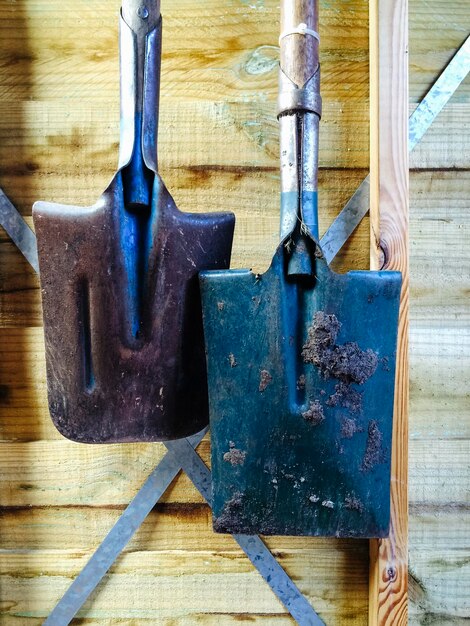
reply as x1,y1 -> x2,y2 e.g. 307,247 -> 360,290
0,189 -> 39,272
165,438 -> 324,626
0,32 -> 468,626
41,431 -> 323,625
409,33 -> 470,151
43,428 -> 207,626
321,32 -> 470,264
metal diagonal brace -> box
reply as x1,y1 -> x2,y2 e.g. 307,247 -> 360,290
1,31 -> 468,626
0,187 -> 39,272
42,429 -> 207,626
165,438 -> 324,626
43,426 -> 324,626
321,32 -> 470,264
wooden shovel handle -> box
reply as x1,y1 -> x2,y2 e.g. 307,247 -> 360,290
280,0 -> 319,88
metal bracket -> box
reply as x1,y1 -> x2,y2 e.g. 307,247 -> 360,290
0,32 -> 468,626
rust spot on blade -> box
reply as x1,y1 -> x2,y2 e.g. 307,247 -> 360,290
259,369 -> 272,392
362,420 -> 385,471
327,382 -> 363,414
340,417 -> 362,439
344,494 -> 364,513
302,312 -> 379,416
302,311 -> 378,385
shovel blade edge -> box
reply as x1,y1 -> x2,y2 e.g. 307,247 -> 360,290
200,247 -> 402,537
33,174 -> 235,442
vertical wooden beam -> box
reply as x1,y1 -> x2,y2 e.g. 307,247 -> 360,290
369,0 -> 409,624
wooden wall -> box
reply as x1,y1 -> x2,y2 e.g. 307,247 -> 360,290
408,2 -> 469,624
0,0 -> 468,623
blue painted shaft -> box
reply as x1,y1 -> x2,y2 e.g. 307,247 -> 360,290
302,190 -> 319,240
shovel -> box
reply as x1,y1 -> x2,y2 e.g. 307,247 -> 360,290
200,0 -> 402,537
32,0 -> 235,443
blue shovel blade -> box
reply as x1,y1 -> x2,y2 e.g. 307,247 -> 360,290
200,238 -> 401,538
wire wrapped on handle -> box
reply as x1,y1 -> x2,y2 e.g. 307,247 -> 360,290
279,0 -> 319,88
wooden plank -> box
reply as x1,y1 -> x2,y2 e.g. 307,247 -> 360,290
0,100 -> 370,183
0,0 -> 369,101
409,171 -> 470,329
0,506 -> 369,624
409,103 -> 470,170
0,505 -> 368,557
0,550 -> 368,624
409,551 -> 470,625
369,0 -> 409,624
0,618 -> 303,626
407,9 -> 470,623
409,508 -> 470,624
409,326 -> 469,440
0,437 -> 466,508
408,134 -> 469,626
409,0 -> 470,102
409,509 -> 469,551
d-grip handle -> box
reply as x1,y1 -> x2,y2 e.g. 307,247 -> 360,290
120,0 -> 161,210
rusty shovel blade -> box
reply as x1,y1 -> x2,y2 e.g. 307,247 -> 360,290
32,2 -> 234,443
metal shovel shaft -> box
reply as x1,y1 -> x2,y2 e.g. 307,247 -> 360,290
278,0 -> 322,274
120,0 -> 161,207
279,1 -> 321,239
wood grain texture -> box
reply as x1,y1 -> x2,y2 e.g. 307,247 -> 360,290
409,0 -> 470,103
408,168 -> 470,625
0,551 -> 367,623
1,435 -> 466,509
0,0 -> 469,624
369,0 -> 409,624
407,4 -> 470,624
